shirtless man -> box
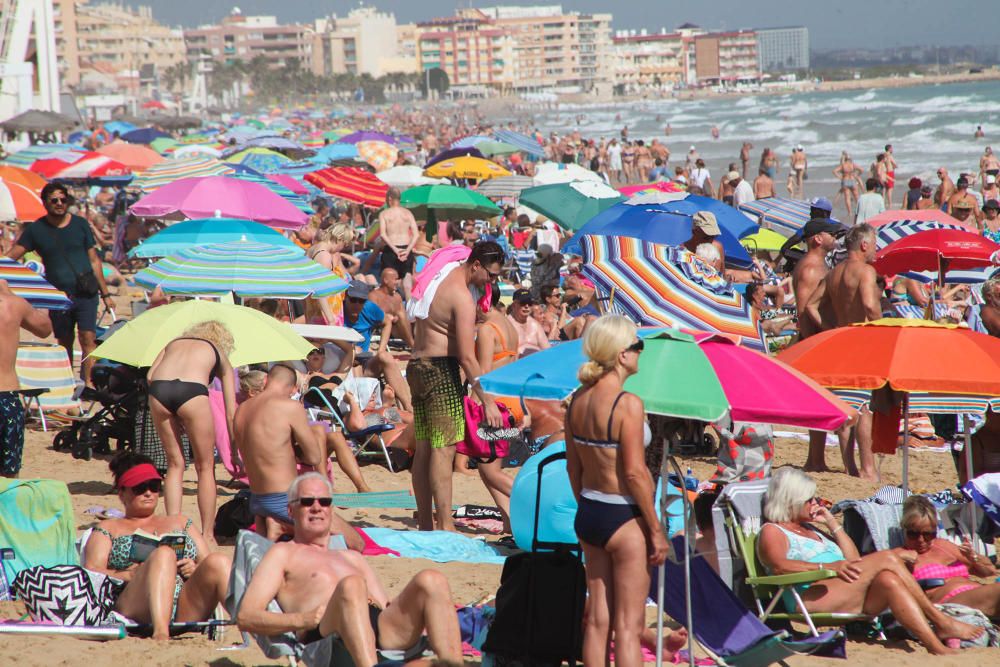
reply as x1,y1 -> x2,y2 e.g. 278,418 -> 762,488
948,177 -> 984,227
980,147 -> 1000,188
0,280 -> 52,477
740,142 -> 753,178
790,219 -> 841,474
408,241 -> 502,530
367,268 -> 414,349
935,167 -> 956,207
237,473 -> 462,667
790,145 -> 807,198
649,138 -> 670,165
753,167 -> 776,199
378,188 -> 418,298
234,364 -> 363,548
812,224 -> 880,480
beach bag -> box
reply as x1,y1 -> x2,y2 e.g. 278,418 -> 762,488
12,565 -> 122,625
458,396 -> 515,463
214,489 -> 254,539
711,422 -> 774,483
930,603 -> 998,648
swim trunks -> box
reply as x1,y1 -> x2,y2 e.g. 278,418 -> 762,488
0,392 -> 25,476
249,491 -> 293,525
886,171 -> 895,189
406,356 -> 465,448
380,244 -> 415,279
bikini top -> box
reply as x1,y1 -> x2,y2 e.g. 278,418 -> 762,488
769,524 -> 844,566
570,391 -> 652,450
174,337 -> 222,382
484,321 -> 517,363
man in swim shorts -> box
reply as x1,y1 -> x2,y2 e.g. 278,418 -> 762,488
234,364 -> 361,549
0,280 -> 52,477
408,241 -> 504,531
377,187 -> 418,298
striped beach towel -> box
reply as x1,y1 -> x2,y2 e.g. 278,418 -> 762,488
15,344 -> 79,413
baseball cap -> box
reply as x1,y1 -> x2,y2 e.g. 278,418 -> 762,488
691,211 -> 720,236
953,199 -> 973,210
512,288 -> 535,304
983,199 -> 1000,211
726,170 -> 741,182
346,280 -> 372,299
796,144 -> 804,151
810,197 -> 833,213
802,218 -> 843,239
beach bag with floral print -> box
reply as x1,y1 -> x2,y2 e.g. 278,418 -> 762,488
711,422 -> 774,483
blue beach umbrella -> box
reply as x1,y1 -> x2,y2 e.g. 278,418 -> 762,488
122,128 -> 171,144
128,218 -> 303,259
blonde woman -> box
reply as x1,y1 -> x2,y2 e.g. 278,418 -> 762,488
565,315 -> 668,667
148,320 -> 236,544
306,223 -> 374,325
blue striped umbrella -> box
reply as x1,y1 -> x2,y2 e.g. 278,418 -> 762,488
0,258 -> 72,310
492,129 -> 545,158
739,197 -> 811,236
2,144 -> 82,169
876,220 -> 966,250
128,218 -> 303,258
134,240 -> 347,298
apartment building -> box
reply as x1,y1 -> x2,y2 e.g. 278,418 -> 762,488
414,14 -> 517,91
311,7 -> 416,78
756,26 -> 809,72
184,9 -> 311,69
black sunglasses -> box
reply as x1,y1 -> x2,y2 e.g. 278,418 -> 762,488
47,197 -> 68,204
904,529 -> 936,541
625,339 -> 644,353
347,297 -> 367,304
295,496 -> 333,507
130,479 -> 162,495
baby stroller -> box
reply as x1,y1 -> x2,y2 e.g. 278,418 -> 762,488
52,362 -> 145,461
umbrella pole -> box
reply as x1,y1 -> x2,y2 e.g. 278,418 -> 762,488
963,415 -> 981,552
902,394 -> 910,496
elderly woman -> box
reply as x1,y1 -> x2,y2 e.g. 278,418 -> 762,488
148,320 -> 237,543
84,453 -> 231,640
566,315 -> 668,667
758,468 -> 982,655
895,496 -> 1000,616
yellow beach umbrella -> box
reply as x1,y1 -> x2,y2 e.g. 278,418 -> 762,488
740,228 -> 788,253
424,156 -> 511,181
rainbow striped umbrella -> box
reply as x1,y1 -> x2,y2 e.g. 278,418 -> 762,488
580,235 -> 765,351
227,173 -> 312,213
132,157 -> 235,192
739,197 -> 811,237
134,240 -> 348,298
2,144 -> 82,169
0,258 -> 72,310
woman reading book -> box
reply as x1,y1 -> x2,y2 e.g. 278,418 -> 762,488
83,453 -> 232,640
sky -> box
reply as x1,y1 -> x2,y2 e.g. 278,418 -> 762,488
132,0 -> 994,50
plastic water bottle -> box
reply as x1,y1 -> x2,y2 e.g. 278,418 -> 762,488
684,467 -> 698,492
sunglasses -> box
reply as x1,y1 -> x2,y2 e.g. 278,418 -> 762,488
904,529 -> 936,541
47,197 -> 67,204
625,339 -> 644,354
294,496 -> 333,508
347,297 -> 367,304
130,479 -> 162,495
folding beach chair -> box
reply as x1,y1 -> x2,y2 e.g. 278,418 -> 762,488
305,383 -> 397,472
15,343 -> 82,431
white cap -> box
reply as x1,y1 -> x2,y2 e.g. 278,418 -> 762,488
989,175 -> 997,184
796,144 -> 804,151
689,145 -> 696,151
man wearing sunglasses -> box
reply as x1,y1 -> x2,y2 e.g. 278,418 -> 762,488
238,473 -> 463,667
7,183 -> 114,386
408,241 -> 504,531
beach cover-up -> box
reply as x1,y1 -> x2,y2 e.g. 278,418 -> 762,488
0,478 -> 77,580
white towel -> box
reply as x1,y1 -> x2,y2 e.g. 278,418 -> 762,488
406,261 -> 461,321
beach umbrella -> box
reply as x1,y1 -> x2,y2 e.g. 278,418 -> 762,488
149,137 -> 179,155
0,180 -> 45,221
738,197 -> 811,237
134,240 -> 347,298
740,229 -> 788,253
480,327 -> 851,429
581,235 -> 765,351
132,156 -> 234,191
338,130 -> 397,145
532,162 -> 604,185
618,181 -> 685,197
492,129 -> 545,158
866,209 -> 969,228
128,217 -> 302,258
475,175 -> 536,200
304,167 -> 388,208
129,176 -> 308,229
376,165 -> 447,190
170,144 -> 221,159
91,301 -> 314,367
121,127 -> 170,145
518,181 -> 625,231
874,220 -> 968,250
0,166 -> 46,193
562,198 -> 754,268
873,229 -> 1000,276
356,140 -> 399,172
0,258 -> 72,310
401,184 -> 502,242
102,120 -> 137,137
266,173 -> 310,195
424,156 -> 510,181
95,142 -> 164,171
322,129 -> 353,141
34,153 -> 132,183
778,318 -> 1000,492
240,136 -> 305,152
141,100 -> 167,111
224,147 -> 291,174
309,143 -> 360,163
450,135 -> 493,149
2,144 -> 81,169
425,146 -> 486,169
226,173 -> 312,213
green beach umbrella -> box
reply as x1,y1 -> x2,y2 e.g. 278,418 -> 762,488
149,137 -> 178,154
401,184 -> 502,241
518,181 -> 626,231
476,140 -> 520,157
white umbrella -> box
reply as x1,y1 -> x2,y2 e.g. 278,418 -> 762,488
375,165 -> 448,190
532,162 -> 605,185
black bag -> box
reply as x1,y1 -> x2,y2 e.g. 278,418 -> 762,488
43,219 -> 101,298
214,489 -> 254,539
482,451 -> 585,665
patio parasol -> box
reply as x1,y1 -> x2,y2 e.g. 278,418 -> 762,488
492,129 -> 545,158
475,175 -> 536,200
581,235 -> 765,351
0,258 -> 72,310
375,166 -> 447,190
127,218 -> 303,258
0,180 -> 46,221
518,181 -> 625,231
134,240 -> 347,298
304,167 -> 388,208
356,140 -> 399,172
424,156 -> 510,181
129,175 -> 308,229
95,142 -> 164,171
131,157 -> 235,191
738,197 -> 811,237
0,110 -> 78,134
400,184 -> 501,241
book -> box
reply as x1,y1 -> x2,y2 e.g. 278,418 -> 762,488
129,529 -> 186,563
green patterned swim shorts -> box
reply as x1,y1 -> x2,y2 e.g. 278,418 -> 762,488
406,356 -> 466,448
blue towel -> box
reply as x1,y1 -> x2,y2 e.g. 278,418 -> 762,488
362,528 -> 507,565
0,479 -> 78,581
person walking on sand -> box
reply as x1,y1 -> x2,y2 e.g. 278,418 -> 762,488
789,145 -> 807,198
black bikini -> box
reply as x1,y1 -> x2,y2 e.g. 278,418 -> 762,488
147,338 -> 221,414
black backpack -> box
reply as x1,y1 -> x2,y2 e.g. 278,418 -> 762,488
214,489 -> 253,539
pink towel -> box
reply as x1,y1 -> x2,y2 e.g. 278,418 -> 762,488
411,245 -> 471,300
356,527 -> 401,557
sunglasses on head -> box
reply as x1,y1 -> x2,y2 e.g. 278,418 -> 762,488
295,496 -> 333,507
904,529 -> 936,541
130,479 -> 162,495
625,339 -> 644,353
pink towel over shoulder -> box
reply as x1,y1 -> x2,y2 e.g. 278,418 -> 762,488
411,245 -> 471,300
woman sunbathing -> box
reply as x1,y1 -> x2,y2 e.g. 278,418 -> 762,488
895,496 -> 1000,617
83,453 -> 231,640
757,468 -> 983,655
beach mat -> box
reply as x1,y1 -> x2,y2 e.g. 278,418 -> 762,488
0,479 -> 78,581
362,527 -> 507,564
333,490 -> 421,509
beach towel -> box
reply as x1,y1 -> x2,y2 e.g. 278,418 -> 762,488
331,490 -> 422,510
410,245 -> 471,302
710,479 -> 769,589
361,527 -> 507,565
0,479 -> 78,581
834,499 -> 904,553
15,344 -> 80,413
962,473 -> 1000,531
407,261 -> 462,321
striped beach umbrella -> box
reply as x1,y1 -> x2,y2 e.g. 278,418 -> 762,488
866,209 -> 970,228
227,173 -> 312,213
580,235 -> 765,351
618,181 -> 685,197
875,220 -> 967,250
0,258 -> 72,309
0,180 -> 46,221
476,175 -> 535,200
305,167 -> 388,208
128,218 -> 303,258
132,157 -> 235,192
2,144 -> 82,169
134,240 -> 348,298
0,165 -> 47,192
224,147 -> 291,174
739,197 -> 811,236
492,129 -> 545,158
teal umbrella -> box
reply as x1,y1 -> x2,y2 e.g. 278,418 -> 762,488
476,140 -> 520,157
128,218 -> 303,258
519,181 -> 626,231
400,184 -> 501,242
